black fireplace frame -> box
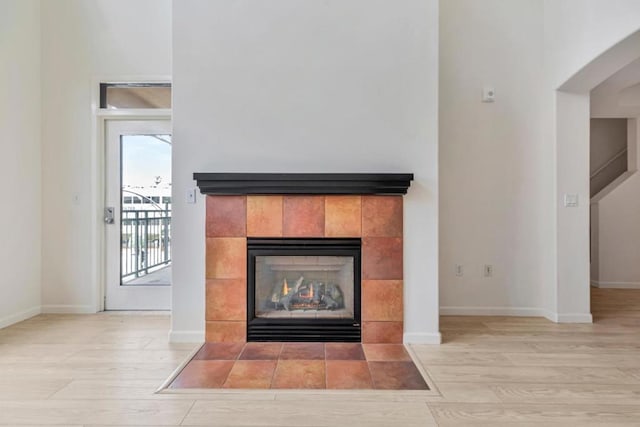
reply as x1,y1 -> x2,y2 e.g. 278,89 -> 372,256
247,238 -> 361,342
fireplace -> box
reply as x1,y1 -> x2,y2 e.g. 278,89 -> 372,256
194,173 -> 412,345
247,238 -> 361,342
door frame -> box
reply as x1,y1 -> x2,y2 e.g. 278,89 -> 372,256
91,76 -> 171,312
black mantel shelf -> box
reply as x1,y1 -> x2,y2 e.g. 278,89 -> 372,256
193,173 -> 413,195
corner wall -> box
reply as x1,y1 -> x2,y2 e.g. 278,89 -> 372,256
40,0 -> 171,313
0,0 -> 42,327
590,119 -> 628,197
439,0 -> 551,317
592,119 -> 640,288
546,1 -> 640,321
171,0 -> 440,343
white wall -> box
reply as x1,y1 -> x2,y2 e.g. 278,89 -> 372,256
545,1 -> 640,91
440,1 -> 640,322
0,0 -> 42,328
439,0 -> 552,317
592,119 -> 640,288
171,0 -> 440,343
545,1 -> 640,321
590,119 -> 628,173
590,119 -> 628,197
40,0 -> 171,312
591,57 -> 640,118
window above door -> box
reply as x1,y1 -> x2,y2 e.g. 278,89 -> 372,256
100,83 -> 171,109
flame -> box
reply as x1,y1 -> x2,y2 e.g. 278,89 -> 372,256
282,279 -> 289,296
309,284 -> 314,298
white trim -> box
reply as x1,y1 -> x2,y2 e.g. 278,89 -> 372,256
96,109 -> 171,118
556,313 -> 593,323
439,306 -> 548,317
41,305 -> 97,314
591,280 -> 640,289
543,311 -> 559,322
590,170 -> 635,203
0,306 -> 41,329
169,330 -> 205,343
439,306 -> 592,324
403,332 -> 441,345
156,343 -> 203,393
91,75 -> 172,314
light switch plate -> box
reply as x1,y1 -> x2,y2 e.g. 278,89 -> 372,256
564,193 -> 579,207
186,188 -> 197,204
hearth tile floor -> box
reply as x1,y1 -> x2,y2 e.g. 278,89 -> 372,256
168,342 -> 429,390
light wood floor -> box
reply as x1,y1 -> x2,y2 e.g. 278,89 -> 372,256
1,287 -> 639,426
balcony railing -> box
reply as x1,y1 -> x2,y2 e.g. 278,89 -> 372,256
121,209 -> 171,282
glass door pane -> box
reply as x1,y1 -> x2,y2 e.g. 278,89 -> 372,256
120,134 -> 172,286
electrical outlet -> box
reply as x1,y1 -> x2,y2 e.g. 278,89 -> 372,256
455,264 -> 464,277
484,264 -> 493,277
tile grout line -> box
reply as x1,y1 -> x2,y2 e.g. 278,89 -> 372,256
268,343 -> 284,389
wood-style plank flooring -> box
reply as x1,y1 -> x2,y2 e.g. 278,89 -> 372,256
0,287 -> 639,426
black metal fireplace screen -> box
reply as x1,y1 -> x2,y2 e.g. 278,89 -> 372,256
247,238 -> 361,342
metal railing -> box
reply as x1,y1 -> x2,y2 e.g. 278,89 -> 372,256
121,209 -> 171,282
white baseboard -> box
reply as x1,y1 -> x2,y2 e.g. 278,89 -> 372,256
440,306 -> 592,324
555,313 -> 593,323
169,329 -> 205,343
0,306 -> 41,329
591,280 -> 640,289
403,332 -> 441,344
41,305 -> 96,314
440,306 -> 548,317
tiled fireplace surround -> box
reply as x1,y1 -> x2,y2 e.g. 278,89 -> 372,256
205,195 -> 404,344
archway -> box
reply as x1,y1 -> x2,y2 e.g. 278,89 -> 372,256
555,30 -> 640,322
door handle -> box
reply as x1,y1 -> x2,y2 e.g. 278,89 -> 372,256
104,207 -> 115,224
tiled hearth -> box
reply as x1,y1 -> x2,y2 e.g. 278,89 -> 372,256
168,342 -> 429,390
173,173 -> 425,390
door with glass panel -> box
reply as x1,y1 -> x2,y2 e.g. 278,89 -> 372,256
105,120 -> 171,310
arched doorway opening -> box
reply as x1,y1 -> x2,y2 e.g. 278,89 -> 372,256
555,30 -> 640,322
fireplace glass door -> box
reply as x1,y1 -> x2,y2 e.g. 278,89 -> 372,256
247,238 -> 361,342
255,256 -> 355,319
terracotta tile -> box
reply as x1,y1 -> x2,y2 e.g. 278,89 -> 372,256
169,360 -> 234,388
362,196 -> 403,237
362,321 -> 403,344
280,343 -> 325,360
271,360 -> 325,389
283,196 -> 325,237
325,343 -> 365,360
206,279 -> 246,321
325,196 -> 361,237
193,342 -> 244,360
223,360 -> 277,389
326,361 -> 373,389
205,321 -> 246,343
362,344 -> 411,361
239,342 -> 283,360
247,196 -> 283,237
206,238 -> 246,279
206,196 -> 246,237
361,280 -> 403,321
362,237 -> 403,280
368,361 -> 429,390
